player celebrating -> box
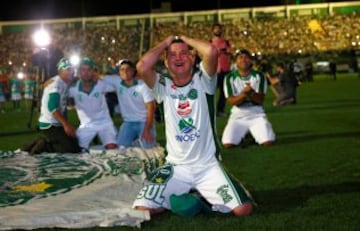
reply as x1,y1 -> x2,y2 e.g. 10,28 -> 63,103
222,49 -> 275,148
103,59 -> 157,149
68,57 -> 118,152
37,57 -> 81,153
133,35 -> 254,217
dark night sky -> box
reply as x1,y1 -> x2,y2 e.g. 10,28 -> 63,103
0,0 -> 284,21
0,0 -> 356,21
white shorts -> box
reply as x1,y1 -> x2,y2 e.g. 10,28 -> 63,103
24,94 -> 33,99
133,162 -> 253,213
0,95 -> 5,102
222,115 -> 275,145
11,93 -> 21,101
76,121 -> 117,149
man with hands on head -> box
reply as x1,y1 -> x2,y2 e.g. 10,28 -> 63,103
132,35 -> 254,217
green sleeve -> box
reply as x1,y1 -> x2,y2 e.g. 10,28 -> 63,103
48,92 -> 60,112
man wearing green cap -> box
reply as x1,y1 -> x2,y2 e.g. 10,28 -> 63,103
34,57 -> 81,153
68,57 -> 118,152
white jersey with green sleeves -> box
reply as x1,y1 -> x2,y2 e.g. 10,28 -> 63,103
153,62 -> 219,166
39,75 -> 68,129
68,79 -> 114,126
23,79 -> 36,99
224,69 -> 267,98
224,69 -> 268,117
10,78 -> 21,94
103,76 -> 154,122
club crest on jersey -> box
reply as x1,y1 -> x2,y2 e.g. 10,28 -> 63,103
76,94 -> 83,102
187,88 -> 198,100
118,86 -> 124,94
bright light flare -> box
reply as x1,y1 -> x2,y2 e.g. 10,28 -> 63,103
70,54 -> 80,66
17,72 -> 24,80
33,29 -> 51,48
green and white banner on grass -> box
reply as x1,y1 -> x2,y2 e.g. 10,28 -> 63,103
0,146 -> 165,229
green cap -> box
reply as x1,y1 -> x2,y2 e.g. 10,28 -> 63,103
170,193 -> 212,217
57,57 -> 72,71
80,57 -> 96,69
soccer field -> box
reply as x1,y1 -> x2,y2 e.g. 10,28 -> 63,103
0,73 -> 359,230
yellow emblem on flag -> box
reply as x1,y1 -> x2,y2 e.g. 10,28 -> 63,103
14,182 -> 52,192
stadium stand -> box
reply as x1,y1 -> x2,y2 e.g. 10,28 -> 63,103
0,1 -> 359,75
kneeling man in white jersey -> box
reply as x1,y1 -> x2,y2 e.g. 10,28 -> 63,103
133,36 -> 254,217
103,59 -> 157,149
68,57 -> 118,152
222,49 -> 275,148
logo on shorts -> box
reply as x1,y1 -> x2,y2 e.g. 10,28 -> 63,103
217,185 -> 233,204
137,165 -> 172,205
147,165 -> 173,184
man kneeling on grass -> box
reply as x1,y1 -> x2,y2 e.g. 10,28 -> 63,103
132,35 -> 255,217
222,49 -> 276,149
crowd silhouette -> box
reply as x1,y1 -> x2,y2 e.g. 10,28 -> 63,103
0,12 -> 359,76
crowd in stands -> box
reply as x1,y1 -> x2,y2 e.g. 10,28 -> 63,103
0,12 -> 359,76
152,13 -> 360,58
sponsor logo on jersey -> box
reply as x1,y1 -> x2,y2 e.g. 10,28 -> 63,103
175,117 -> 200,142
177,100 -> 192,116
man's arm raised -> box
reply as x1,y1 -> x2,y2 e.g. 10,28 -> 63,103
180,35 -> 218,77
136,36 -> 175,89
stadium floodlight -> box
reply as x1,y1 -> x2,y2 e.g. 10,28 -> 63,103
28,28 -> 52,129
32,29 -> 51,48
